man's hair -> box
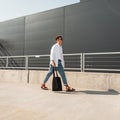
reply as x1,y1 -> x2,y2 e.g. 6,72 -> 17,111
55,35 -> 63,41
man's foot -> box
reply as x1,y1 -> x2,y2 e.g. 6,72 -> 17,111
41,84 -> 48,90
66,86 -> 75,92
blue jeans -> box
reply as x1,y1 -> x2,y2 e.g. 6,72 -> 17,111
43,61 -> 68,86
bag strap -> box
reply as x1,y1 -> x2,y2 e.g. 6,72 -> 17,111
53,67 -> 58,77
53,67 -> 55,78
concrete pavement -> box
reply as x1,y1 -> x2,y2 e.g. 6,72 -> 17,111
0,82 -> 120,120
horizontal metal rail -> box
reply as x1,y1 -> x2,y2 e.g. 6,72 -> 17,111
84,52 -> 120,55
84,68 -> 120,72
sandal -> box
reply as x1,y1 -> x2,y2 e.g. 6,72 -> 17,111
66,86 -> 75,92
41,84 -> 48,90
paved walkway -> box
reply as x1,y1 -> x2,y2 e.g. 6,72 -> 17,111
0,82 -> 120,120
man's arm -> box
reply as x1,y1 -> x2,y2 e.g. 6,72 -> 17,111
50,45 -> 56,67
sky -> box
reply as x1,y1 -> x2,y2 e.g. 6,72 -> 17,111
0,0 -> 80,22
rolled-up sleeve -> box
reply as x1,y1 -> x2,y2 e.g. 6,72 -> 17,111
50,45 -> 55,61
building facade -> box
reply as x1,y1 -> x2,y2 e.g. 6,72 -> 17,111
0,0 -> 120,56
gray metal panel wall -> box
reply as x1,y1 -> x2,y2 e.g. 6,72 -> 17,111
64,0 -> 120,53
0,17 -> 25,55
25,8 -> 64,55
0,0 -> 120,56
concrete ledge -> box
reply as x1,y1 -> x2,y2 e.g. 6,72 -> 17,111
66,72 -> 109,91
29,70 -> 52,88
109,73 -> 120,92
0,70 -> 28,84
29,70 -> 109,91
0,69 -> 120,92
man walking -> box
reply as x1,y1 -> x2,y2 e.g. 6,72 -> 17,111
41,35 -> 75,92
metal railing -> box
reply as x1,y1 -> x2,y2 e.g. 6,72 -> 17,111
83,52 -> 120,72
1,52 -> 120,72
0,53 -> 82,71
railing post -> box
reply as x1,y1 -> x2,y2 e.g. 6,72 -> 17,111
82,53 -> 85,72
25,56 -> 28,70
80,53 -> 82,72
6,57 -> 9,68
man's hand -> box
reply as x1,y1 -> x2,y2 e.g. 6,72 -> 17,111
50,60 -> 56,67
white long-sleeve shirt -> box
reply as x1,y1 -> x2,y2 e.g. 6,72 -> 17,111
50,43 -> 64,67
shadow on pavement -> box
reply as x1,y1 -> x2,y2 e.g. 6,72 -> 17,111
54,89 -> 119,95
80,89 -> 119,95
